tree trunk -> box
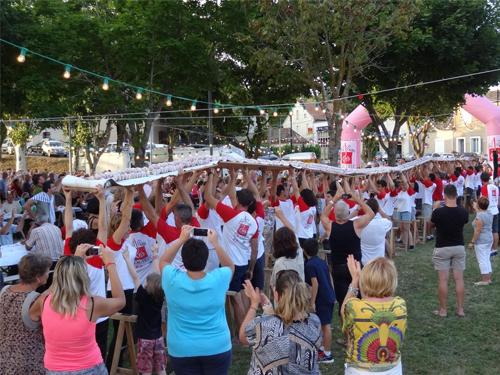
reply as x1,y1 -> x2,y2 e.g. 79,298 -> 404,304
168,134 -> 174,162
73,148 -> 79,173
14,145 -> 26,172
328,116 -> 342,166
387,141 -> 398,166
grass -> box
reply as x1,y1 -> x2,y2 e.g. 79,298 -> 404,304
111,214 -> 500,375
0,154 -> 69,172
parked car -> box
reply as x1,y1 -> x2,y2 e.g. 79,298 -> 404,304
6,141 -> 15,155
404,153 -> 416,162
441,153 -> 454,159
423,153 -> 433,158
42,140 -> 68,157
27,141 -> 44,154
103,142 -> 134,154
432,153 -> 442,157
1,139 -> 10,153
461,152 -> 477,158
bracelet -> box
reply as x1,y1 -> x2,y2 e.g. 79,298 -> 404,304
105,262 -> 116,268
152,255 -> 159,259
470,242 -> 475,245
348,284 -> 360,297
250,306 -> 258,312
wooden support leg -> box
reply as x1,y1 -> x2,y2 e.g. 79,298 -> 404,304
110,320 -> 125,375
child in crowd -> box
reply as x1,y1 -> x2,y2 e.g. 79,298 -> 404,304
123,244 -> 167,375
303,238 -> 336,364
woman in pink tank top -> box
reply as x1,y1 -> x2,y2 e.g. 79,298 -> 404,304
30,245 -> 126,374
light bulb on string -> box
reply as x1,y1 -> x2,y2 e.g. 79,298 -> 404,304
136,88 -> 143,100
214,104 -> 220,114
345,121 -> 349,128
17,48 -> 27,63
354,126 -> 357,132
63,65 -> 71,79
166,95 -> 172,106
322,107 -> 326,113
375,136 -> 379,141
257,107 -> 265,115
315,103 -> 319,111
288,107 -> 293,116
191,101 -> 197,111
102,78 -> 109,91
273,108 -> 278,117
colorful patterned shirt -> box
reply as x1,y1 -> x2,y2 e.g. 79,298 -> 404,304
342,297 -> 407,372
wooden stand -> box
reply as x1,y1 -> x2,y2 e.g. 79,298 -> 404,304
418,216 -> 431,244
225,290 -> 237,338
109,313 -> 138,375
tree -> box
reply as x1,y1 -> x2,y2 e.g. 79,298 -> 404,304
355,0 -> 500,165
249,0 -> 416,165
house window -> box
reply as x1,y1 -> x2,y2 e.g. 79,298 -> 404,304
470,136 -> 481,154
456,137 -> 466,154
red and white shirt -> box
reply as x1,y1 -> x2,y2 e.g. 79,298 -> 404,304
271,196 -> 296,231
129,222 -> 157,285
450,174 -> 465,196
216,201 -> 258,266
295,196 -> 317,239
420,179 -> 436,205
197,204 -> 223,250
396,187 -> 416,213
481,183 -> 499,215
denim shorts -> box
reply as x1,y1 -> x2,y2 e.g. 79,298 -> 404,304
396,211 -> 411,221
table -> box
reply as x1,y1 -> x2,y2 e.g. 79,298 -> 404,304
56,207 -> 82,213
3,213 -> 23,221
0,243 -> 30,268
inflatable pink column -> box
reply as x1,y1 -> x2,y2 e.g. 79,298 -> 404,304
462,94 -> 500,162
340,105 -> 372,168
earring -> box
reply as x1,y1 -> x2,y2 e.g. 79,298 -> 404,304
37,279 -> 40,284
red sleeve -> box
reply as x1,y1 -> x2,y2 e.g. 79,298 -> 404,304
132,203 -> 142,210
64,237 -> 72,255
390,189 -> 399,197
290,196 -> 297,204
252,219 -> 259,239
197,203 -> 209,220
61,226 -> 66,240
407,187 -> 416,196
216,201 -> 240,223
410,177 -> 416,183
422,179 -> 434,188
376,191 -> 386,199
157,219 -> 177,244
318,185 -> 324,192
481,184 -> 488,198
328,208 -> 336,222
345,199 -> 357,209
450,174 -> 458,182
466,170 -> 473,176
190,217 -> 200,227
161,205 -> 167,221
255,201 -> 265,219
141,221 -> 157,238
107,236 -> 124,251
297,196 -> 310,212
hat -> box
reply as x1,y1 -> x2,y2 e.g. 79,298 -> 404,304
367,162 -> 373,167
73,219 -> 88,232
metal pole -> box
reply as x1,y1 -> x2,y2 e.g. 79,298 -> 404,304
208,91 -> 213,156
290,116 -> 293,150
149,123 -> 153,164
68,116 -> 72,174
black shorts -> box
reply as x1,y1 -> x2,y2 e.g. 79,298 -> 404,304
251,254 -> 265,290
315,302 -> 334,325
229,264 -> 248,292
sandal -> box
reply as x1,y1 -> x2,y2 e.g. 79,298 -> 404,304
336,338 -> 348,346
474,281 -> 490,286
433,310 -> 447,317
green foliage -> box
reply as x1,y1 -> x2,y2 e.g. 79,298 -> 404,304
10,123 -> 31,146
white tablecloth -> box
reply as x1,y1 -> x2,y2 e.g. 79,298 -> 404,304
3,213 -> 23,221
0,243 -> 30,267
56,207 -> 82,213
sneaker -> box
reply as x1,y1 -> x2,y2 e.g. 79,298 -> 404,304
396,238 -> 402,243
318,353 -> 334,364
409,245 -> 414,250
491,250 -> 498,257
427,235 -> 434,240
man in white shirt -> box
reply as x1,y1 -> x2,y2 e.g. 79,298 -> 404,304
270,170 -> 296,231
451,169 -> 465,207
0,193 -> 22,215
360,199 -> 393,265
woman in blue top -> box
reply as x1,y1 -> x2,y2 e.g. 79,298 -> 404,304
160,225 -> 234,375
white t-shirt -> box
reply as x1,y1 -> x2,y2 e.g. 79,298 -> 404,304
482,183 -> 499,215
106,238 -> 137,291
420,180 -> 436,205
396,187 -> 416,213
294,196 -> 317,239
87,264 -> 107,324
197,204 -> 223,250
360,213 -> 393,266
274,198 -> 296,231
128,222 -> 158,285
216,202 -> 258,266
453,175 -> 465,196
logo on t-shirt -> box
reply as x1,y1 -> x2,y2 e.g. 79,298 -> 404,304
306,214 -> 314,225
135,245 -> 147,260
237,223 -> 250,236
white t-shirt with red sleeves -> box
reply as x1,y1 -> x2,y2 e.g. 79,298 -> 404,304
420,180 -> 436,205
128,222 -> 157,286
295,196 -> 317,239
382,188 -> 398,216
254,201 -> 266,259
197,204 -> 223,250
272,197 -> 296,231
451,174 -> 465,196
216,202 -> 258,266
396,187 -> 416,213
106,237 -> 137,291
374,190 -> 388,214
481,183 -> 499,215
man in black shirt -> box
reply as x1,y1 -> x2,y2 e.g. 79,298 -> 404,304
430,184 -> 469,317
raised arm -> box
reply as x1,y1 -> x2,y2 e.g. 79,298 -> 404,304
350,193 -> 375,235
386,173 -> 395,191
300,170 -> 310,191
23,199 -> 36,220
112,186 -> 133,244
95,185 -> 107,244
122,245 -> 141,291
14,210 -> 29,233
242,168 -> 261,202
159,225 -> 193,273
175,173 -> 195,215
204,170 -> 219,210
270,170 -> 279,202
138,184 -> 161,229
63,189 -> 74,239
290,169 -> 300,200
258,168 -> 268,199
155,177 -> 166,216
0,209 -> 16,235
274,206 -> 295,231
228,168 -> 238,208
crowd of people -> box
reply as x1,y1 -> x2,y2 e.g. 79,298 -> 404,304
0,157 -> 497,375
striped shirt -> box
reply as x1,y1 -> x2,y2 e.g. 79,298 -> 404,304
26,223 -> 63,261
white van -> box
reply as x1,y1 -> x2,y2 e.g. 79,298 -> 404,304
281,152 -> 317,163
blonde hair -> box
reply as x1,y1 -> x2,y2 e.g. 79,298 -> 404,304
359,257 -> 398,298
274,270 -> 310,327
50,256 -> 91,318
145,273 -> 164,303
112,187 -> 125,202
108,214 -> 122,239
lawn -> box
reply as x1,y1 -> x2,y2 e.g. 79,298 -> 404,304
111,213 -> 499,375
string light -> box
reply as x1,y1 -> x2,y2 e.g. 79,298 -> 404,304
288,107 -> 293,116
17,48 -> 26,63
258,107 -> 265,115
166,95 -> 172,106
315,103 -> 319,111
136,88 -> 143,100
354,126 -> 357,132
102,78 -> 109,91
190,101 -> 197,111
322,107 -> 326,114
213,104 -> 220,114
273,108 -> 278,117
63,65 -> 71,79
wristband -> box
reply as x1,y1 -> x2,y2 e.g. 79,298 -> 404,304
152,255 -> 159,259
250,306 -> 258,312
470,242 -> 475,245
348,284 -> 359,297
105,262 -> 116,268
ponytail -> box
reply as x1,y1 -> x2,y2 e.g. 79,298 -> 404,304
274,271 -> 310,327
